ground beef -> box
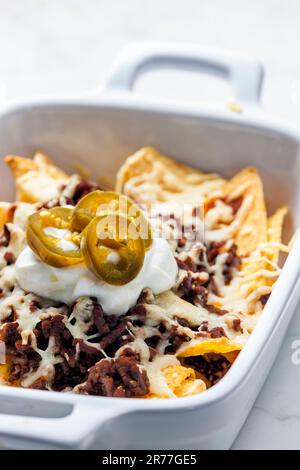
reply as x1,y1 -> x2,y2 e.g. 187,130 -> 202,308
52,361 -> 86,391
199,321 -> 209,331
8,343 -> 42,382
52,345 -> 102,391
209,326 -> 227,339
74,338 -> 100,355
0,323 -> 41,383
51,338 -> 103,392
177,240 -> 240,306
185,354 -> 231,386
222,243 -> 241,285
196,324 -> 227,339
39,178 -> 99,209
193,285 -> 209,306
70,179 -> 99,205
207,276 -> 219,296
175,316 -> 199,331
0,321 -> 20,346
33,313 -> 104,390
232,318 -> 243,333
206,241 -> 241,286
29,299 -> 39,312
2,300 -> 136,391
180,280 -> 228,316
179,275 -> 207,306
136,288 -> 154,305
0,225 -> 10,248
92,303 -> 110,336
176,256 -> 197,273
164,325 -> 191,354
207,242 -> 226,263
226,196 -> 243,214
119,347 -> 141,361
4,252 -> 16,265
92,302 -> 132,355
177,236 -> 187,248
145,334 -> 162,349
34,315 -> 73,353
81,356 -> 149,397
100,320 -> 131,351
129,303 -> 147,318
30,377 -> 48,390
260,293 -> 270,306
205,303 -> 228,316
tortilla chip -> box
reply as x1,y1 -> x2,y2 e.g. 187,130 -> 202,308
5,152 -> 69,203
164,365 -> 206,397
0,363 -> 8,384
5,152 -> 68,180
221,167 -> 268,257
239,258 -> 268,299
0,202 -> 14,230
0,352 -> 14,384
0,355 -> 20,386
152,290 -> 212,326
116,147 -> 225,207
223,350 -> 240,363
164,364 -> 194,388
145,364 -> 206,398
4,155 -> 36,179
267,206 -> 288,263
177,337 -> 242,359
238,205 -> 287,299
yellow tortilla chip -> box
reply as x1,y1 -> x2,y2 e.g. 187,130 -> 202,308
0,202 -> 14,231
238,205 -> 287,299
116,146 -> 225,207
222,167 -> 268,257
164,364 -> 196,389
0,363 -> 8,384
177,337 -> 242,359
146,364 -> 206,398
5,152 -> 68,180
4,155 -> 36,179
267,206 -> 288,263
5,152 -> 69,203
0,356 -> 20,386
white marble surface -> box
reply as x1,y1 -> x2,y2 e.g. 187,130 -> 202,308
1,0 -> 300,450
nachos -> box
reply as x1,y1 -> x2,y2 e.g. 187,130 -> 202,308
0,147 -> 289,398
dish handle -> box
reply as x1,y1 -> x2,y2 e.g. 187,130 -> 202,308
0,396 -> 127,449
102,42 -> 264,111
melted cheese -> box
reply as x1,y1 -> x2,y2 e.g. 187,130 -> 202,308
0,160 -> 289,397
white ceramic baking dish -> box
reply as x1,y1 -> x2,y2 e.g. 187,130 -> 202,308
0,43 -> 300,450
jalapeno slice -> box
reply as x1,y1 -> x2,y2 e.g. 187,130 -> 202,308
26,207 -> 83,267
81,213 -> 145,285
70,190 -> 152,250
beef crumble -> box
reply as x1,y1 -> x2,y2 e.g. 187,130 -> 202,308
0,322 -> 42,383
0,225 -> 11,248
226,196 -> 243,215
260,293 -> 271,306
185,354 -> 231,386
39,177 -> 100,209
1,299 -> 136,391
92,302 -> 133,355
80,356 -> 150,397
222,243 -> 241,285
70,179 -> 99,205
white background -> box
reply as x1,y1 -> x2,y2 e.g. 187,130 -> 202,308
1,0 -> 300,449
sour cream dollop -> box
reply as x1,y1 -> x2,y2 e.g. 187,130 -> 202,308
15,238 -> 178,315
